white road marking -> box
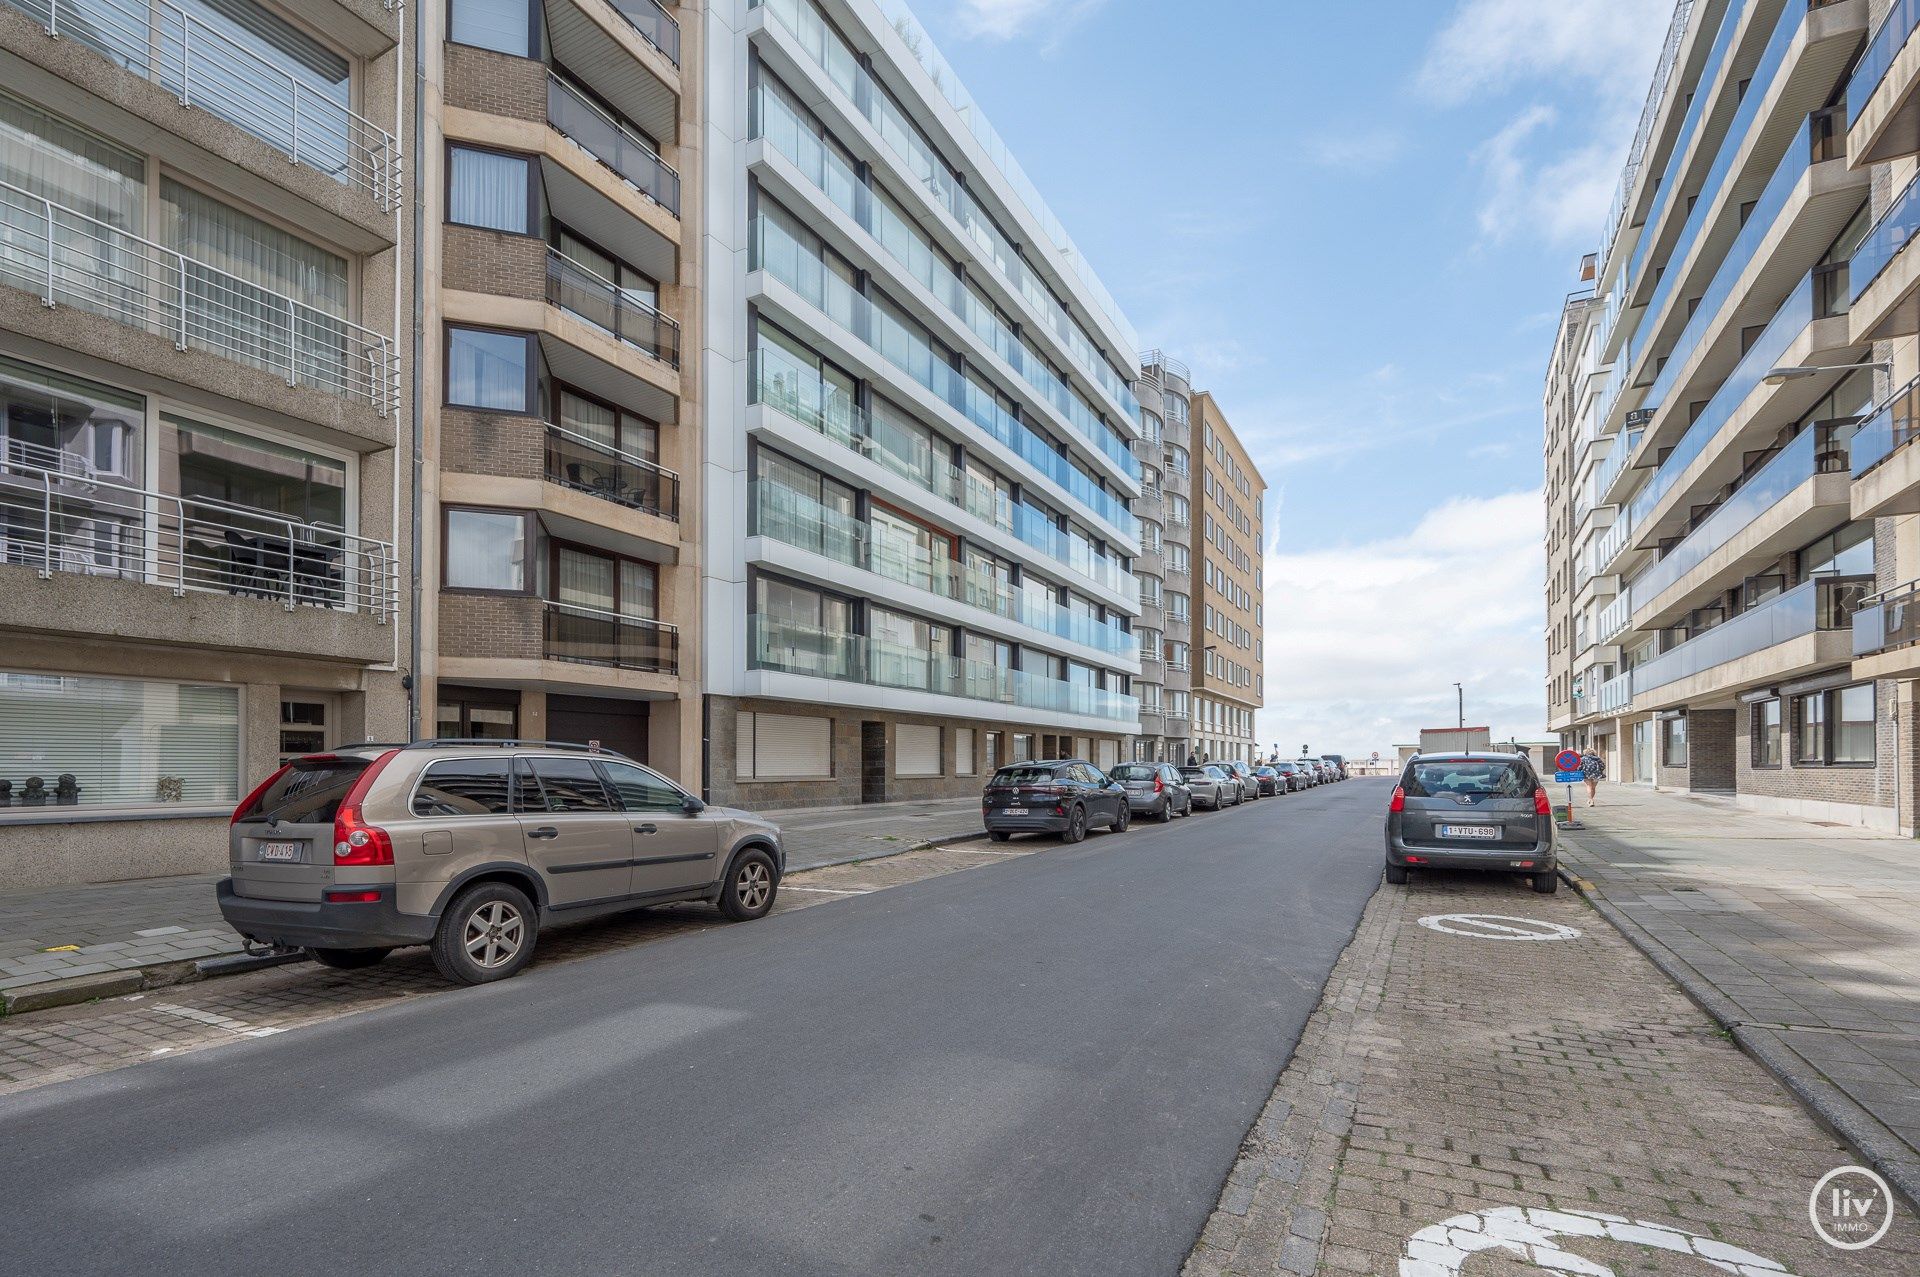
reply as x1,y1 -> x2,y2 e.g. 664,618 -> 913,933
1401,1206 -> 1789,1275
1417,914 -> 1581,941
150,1003 -> 285,1038
782,885 -> 871,895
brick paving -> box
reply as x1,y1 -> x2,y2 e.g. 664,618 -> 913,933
1186,872 -> 1918,1275
1556,784 -> 1920,1204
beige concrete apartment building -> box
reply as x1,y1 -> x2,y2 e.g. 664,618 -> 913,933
0,0 -> 414,886
1188,391 -> 1265,762
1130,350 -> 1194,762
416,0 -> 704,782
1543,274 -> 1598,746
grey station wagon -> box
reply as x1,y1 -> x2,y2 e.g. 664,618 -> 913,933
1384,752 -> 1557,894
219,741 -> 785,984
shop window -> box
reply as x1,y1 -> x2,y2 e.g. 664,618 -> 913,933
0,673 -> 238,811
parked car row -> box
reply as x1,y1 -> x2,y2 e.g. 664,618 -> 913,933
983,754 -> 1345,843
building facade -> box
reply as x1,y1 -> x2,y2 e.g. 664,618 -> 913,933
1547,0 -> 1920,833
699,0 -> 1145,805
415,0 -> 705,782
1187,391 -> 1265,762
0,0 -> 415,886
1131,350 -> 1194,762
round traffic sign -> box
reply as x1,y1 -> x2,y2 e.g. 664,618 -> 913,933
1554,749 -> 1582,773
1417,914 -> 1581,941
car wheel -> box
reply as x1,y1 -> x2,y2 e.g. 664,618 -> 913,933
1384,864 -> 1409,885
1532,870 -> 1559,895
720,848 -> 779,920
1062,805 -> 1087,843
430,881 -> 537,985
305,946 -> 391,970
1157,797 -> 1174,823
989,830 -> 1012,842
1112,803 -> 1131,833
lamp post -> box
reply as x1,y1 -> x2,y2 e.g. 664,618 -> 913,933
1762,359 -> 1890,386
1454,682 -> 1464,730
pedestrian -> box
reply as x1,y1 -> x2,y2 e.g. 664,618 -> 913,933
1580,747 -> 1606,807
1185,749 -> 1199,767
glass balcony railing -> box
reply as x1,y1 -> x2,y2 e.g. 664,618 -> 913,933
1850,0 -> 1920,129
0,447 -> 397,617
1600,0 -> 1694,278
1594,426 -> 1643,505
545,426 -> 679,520
546,249 -> 681,368
1595,668 -> 1634,713
1598,592 -> 1633,645
548,74 -> 679,216
1643,111 -> 1835,417
0,178 -> 397,412
750,614 -> 1139,723
749,215 -> 1138,541
753,82 -> 1138,482
1628,268 -> 1827,529
1,0 -> 401,207
752,0 -> 1140,426
1853,169 -> 1920,304
544,600 -> 679,673
1631,574 -> 1869,695
751,479 -> 1132,656
1854,580 -> 1920,656
606,0 -> 680,66
1852,374 -> 1920,477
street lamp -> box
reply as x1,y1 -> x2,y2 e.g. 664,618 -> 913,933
1453,682 -> 1464,730
1762,359 -> 1890,386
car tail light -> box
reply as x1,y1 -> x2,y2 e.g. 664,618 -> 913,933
1533,787 -> 1551,815
333,749 -> 401,866
1404,855 -> 1427,865
325,889 -> 382,904
1389,786 -> 1406,813
1153,775 -> 1164,793
231,762 -> 293,825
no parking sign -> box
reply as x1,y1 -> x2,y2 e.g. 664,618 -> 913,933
1552,749 -> 1583,784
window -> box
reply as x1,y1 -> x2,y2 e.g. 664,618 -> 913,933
450,0 -> 538,56
235,754 -> 367,824
1013,733 -> 1034,762
412,759 -> 514,816
1793,694 -> 1825,764
1661,715 -> 1687,767
527,757 -> 614,812
449,146 -> 533,233
896,724 -> 941,777
162,413 -> 347,527
1834,684 -> 1875,764
0,672 -> 238,811
597,760 -> 686,811
737,711 -> 832,780
448,327 -> 534,411
445,508 -> 528,591
437,692 -> 518,740
1752,699 -> 1781,767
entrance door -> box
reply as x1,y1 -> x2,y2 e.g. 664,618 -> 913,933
861,721 -> 887,803
548,694 -> 650,764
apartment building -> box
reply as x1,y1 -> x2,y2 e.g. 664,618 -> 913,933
1131,350 -> 1193,762
701,0 -> 1144,805
0,0 -> 413,886
1543,277 -> 1599,744
1547,0 -> 1920,832
1188,391 -> 1265,762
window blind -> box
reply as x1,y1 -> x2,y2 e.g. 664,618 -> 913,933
0,673 -> 239,809
896,724 -> 940,777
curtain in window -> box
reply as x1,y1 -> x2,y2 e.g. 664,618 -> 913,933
450,148 -> 530,233
448,328 -> 530,411
556,547 -> 615,612
619,561 -> 656,619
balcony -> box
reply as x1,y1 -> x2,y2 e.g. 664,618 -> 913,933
1595,669 -> 1633,714
546,249 -> 680,369
2,0 -> 401,207
1848,0 -> 1920,165
605,0 -> 679,66
544,599 -> 678,673
1633,574 -> 1868,699
0,179 -> 397,413
1598,592 -> 1633,646
1849,170 -> 1920,343
1852,375 -> 1920,519
549,74 -> 680,216
750,615 -> 1139,724
545,426 -> 679,521
1854,579 -> 1920,669
0,444 -> 394,615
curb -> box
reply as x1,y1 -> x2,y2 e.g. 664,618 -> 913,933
792,827 -> 989,873
1,949 -> 304,1019
1557,859 -> 1920,1215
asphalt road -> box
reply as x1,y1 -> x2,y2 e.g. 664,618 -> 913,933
0,779 -> 1389,1276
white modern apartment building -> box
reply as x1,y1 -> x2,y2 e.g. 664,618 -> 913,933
1547,0 -> 1920,833
700,0 -> 1145,804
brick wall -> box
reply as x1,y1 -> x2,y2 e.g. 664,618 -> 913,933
444,43 -> 545,122
1688,709 -> 1735,793
442,224 -> 547,301
442,406 -> 545,481
1732,681 -> 1900,815
439,593 -> 541,661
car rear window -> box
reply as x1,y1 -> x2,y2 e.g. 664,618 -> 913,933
1179,767 -> 1210,779
235,757 -> 370,824
1404,759 -> 1532,798
1110,764 -> 1157,781
992,766 -> 1061,785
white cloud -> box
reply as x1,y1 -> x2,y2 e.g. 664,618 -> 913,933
1253,490 -> 1549,759
1416,0 -> 1675,105
949,0 -> 1107,43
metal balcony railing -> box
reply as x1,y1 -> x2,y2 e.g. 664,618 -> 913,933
3,0 -> 401,207
545,426 -> 679,520
607,0 -> 679,66
546,249 -> 680,369
548,74 -> 679,216
543,600 -> 679,673
0,448 -> 397,618
0,179 -> 398,412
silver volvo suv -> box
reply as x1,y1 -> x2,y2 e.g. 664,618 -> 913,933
218,741 -> 785,984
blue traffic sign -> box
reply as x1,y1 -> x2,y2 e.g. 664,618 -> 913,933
1554,771 -> 1584,784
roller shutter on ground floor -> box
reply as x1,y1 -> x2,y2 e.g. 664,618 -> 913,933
737,711 -> 832,780
1098,739 -> 1118,770
896,723 -> 941,777
954,727 -> 976,775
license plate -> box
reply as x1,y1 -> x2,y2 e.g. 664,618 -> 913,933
256,840 -> 303,862
1438,824 -> 1500,841
1003,808 -> 1029,816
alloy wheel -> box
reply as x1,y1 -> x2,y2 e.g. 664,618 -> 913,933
737,860 -> 772,911
463,900 -> 525,970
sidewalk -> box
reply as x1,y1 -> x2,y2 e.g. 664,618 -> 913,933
0,796 -> 987,1013
1556,782 -> 1920,1207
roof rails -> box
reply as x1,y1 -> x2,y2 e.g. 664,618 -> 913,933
333,738 -> 634,757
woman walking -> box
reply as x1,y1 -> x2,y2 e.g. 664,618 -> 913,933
1580,747 -> 1607,807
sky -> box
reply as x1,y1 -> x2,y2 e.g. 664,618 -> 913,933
898,0 -> 1676,760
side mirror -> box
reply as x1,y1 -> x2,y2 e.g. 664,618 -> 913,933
681,794 -> 706,815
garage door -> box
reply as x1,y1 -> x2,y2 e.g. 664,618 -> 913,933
548,696 -> 649,764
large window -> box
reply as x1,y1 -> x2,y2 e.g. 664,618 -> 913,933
448,327 -> 535,412
1793,683 -> 1876,766
448,146 -> 534,233
0,673 -> 239,811
1661,715 -> 1687,767
162,414 -> 347,526
444,508 -> 528,591
450,0 -> 539,57
1752,699 -> 1781,768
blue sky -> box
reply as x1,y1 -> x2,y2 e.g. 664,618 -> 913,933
902,0 -> 1675,757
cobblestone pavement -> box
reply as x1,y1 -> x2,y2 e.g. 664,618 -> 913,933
0,841 -> 1024,1094
1185,871 -> 1919,1276
1556,784 -> 1920,1202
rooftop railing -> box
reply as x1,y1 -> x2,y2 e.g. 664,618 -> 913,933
548,74 -> 679,216
544,600 -> 678,673
546,249 -> 680,369
3,0 -> 401,207
0,179 -> 397,412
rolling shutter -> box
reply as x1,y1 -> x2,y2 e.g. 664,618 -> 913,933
954,727 -> 976,775
896,724 -> 941,777
737,711 -> 832,779
1098,739 -> 1118,770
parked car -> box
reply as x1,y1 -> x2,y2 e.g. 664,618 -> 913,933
220,741 -> 784,986
1251,765 -> 1284,796
1110,762 -> 1192,821
984,759 -> 1128,843
1385,752 -> 1557,894
1295,760 -> 1322,787
1221,760 -> 1260,801
1320,755 -> 1349,781
1271,761 -> 1309,791
1181,764 -> 1234,809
